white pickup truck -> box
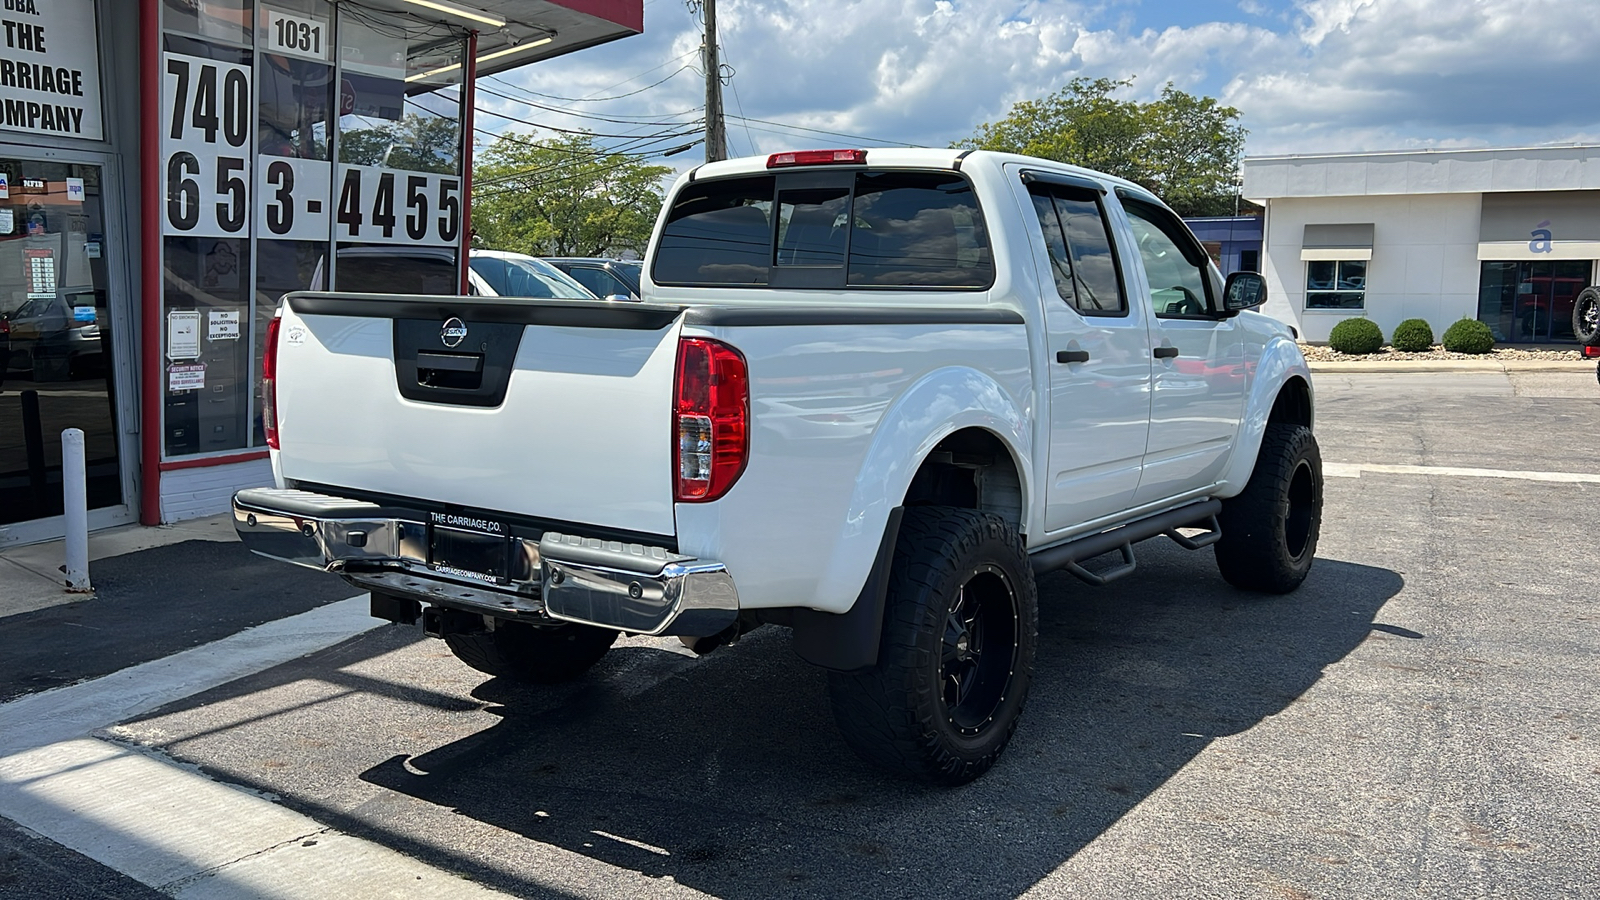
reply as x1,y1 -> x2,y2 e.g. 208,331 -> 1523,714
235,148 -> 1321,784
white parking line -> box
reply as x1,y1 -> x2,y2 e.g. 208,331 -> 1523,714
1324,462 -> 1600,483
0,595 -> 521,899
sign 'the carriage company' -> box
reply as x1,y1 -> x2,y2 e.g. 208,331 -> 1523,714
0,0 -> 103,140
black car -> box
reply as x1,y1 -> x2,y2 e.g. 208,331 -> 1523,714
541,258 -> 642,301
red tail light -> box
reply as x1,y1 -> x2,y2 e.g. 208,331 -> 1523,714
262,316 -> 282,449
673,338 -> 749,502
767,149 -> 867,168
1585,344 -> 1600,358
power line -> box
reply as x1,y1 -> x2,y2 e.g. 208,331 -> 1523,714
474,102 -> 702,141
475,83 -> 703,127
474,153 -> 671,199
723,114 -> 924,148
472,130 -> 697,188
718,42 -> 757,157
483,64 -> 694,105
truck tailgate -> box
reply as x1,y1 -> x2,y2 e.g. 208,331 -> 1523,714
273,295 -> 684,537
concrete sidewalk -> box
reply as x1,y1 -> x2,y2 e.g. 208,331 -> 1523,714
0,513 -> 237,618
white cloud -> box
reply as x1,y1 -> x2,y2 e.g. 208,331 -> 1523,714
485,0 -> 1600,166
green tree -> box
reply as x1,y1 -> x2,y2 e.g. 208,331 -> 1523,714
956,78 -> 1246,217
470,132 -> 672,257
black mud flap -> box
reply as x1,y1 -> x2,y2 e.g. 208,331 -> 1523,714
789,507 -> 904,673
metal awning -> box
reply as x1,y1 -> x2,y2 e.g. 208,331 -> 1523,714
1478,191 -> 1600,261
359,0 -> 643,79
1300,223 -> 1374,261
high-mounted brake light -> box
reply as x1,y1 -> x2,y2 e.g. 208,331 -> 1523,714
262,316 -> 282,450
673,338 -> 749,502
767,149 -> 867,168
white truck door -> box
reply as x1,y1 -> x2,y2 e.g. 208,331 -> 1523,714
1020,175 -> 1154,532
1118,196 -> 1246,504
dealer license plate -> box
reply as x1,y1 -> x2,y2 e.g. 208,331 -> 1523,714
427,513 -> 510,583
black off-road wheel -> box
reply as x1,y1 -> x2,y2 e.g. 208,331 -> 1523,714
827,507 -> 1038,785
1573,286 -> 1600,346
445,620 -> 618,683
1215,423 -> 1323,594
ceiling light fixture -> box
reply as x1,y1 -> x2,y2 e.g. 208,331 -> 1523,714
404,36 -> 554,82
399,0 -> 506,28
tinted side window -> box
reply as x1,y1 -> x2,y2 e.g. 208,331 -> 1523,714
848,172 -> 992,288
1027,185 -> 1126,316
653,177 -> 775,285
567,266 -> 629,297
1122,200 -> 1213,318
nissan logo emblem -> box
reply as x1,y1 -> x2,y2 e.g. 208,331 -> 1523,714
440,317 -> 468,348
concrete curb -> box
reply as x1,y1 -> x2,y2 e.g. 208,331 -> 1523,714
1307,359 -> 1595,374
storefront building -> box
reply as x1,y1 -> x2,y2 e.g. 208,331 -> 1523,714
1183,215 -> 1262,277
0,0 -> 641,546
1241,145 -> 1600,344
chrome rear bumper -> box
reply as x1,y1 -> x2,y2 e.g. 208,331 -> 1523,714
232,488 -> 738,637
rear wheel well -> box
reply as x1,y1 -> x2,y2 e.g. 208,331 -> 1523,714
903,428 -> 1024,534
1268,377 -> 1313,429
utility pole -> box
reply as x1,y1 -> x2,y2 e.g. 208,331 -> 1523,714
701,0 -> 728,162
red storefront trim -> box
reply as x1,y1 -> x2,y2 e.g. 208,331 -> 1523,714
459,30 -> 478,294
159,451 -> 271,472
139,0 -> 163,525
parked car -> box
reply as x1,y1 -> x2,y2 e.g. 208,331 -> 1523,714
308,246 -> 492,295
236,148 -> 1318,785
1,292 -> 106,379
468,250 -> 595,299
541,257 -> 643,300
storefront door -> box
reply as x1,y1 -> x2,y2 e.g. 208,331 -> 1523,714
0,156 -> 135,542
1477,259 -> 1591,343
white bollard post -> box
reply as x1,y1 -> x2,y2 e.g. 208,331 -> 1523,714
62,427 -> 92,592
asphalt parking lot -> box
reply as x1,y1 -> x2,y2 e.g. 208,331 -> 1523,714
3,370 -> 1598,899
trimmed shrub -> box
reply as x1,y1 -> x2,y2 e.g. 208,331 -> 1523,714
1442,318 -> 1495,354
1328,317 -> 1384,354
1391,318 -> 1435,352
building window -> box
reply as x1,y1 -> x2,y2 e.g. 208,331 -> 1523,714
1306,260 -> 1366,309
1239,249 -> 1258,272
158,0 -> 469,460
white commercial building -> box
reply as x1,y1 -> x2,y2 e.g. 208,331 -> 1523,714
1241,145 -> 1600,343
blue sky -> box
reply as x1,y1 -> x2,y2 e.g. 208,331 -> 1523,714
478,0 -> 1600,167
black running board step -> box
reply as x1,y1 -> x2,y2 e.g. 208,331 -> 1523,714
1030,500 -> 1223,582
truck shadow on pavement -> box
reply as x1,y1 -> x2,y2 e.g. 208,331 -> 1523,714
344,542 -> 1404,900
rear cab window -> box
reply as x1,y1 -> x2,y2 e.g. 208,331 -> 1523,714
652,170 -> 993,290
1026,183 -> 1127,316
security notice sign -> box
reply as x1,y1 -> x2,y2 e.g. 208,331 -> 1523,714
0,0 -> 103,140
162,52 -> 253,238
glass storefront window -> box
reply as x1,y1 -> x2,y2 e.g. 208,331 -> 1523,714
0,160 -> 122,526
164,0 -> 253,45
159,1 -> 468,458
337,18 -> 465,175
162,236 -> 252,456
1477,259 -> 1589,343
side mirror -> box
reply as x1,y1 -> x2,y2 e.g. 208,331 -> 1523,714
1223,271 -> 1267,312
